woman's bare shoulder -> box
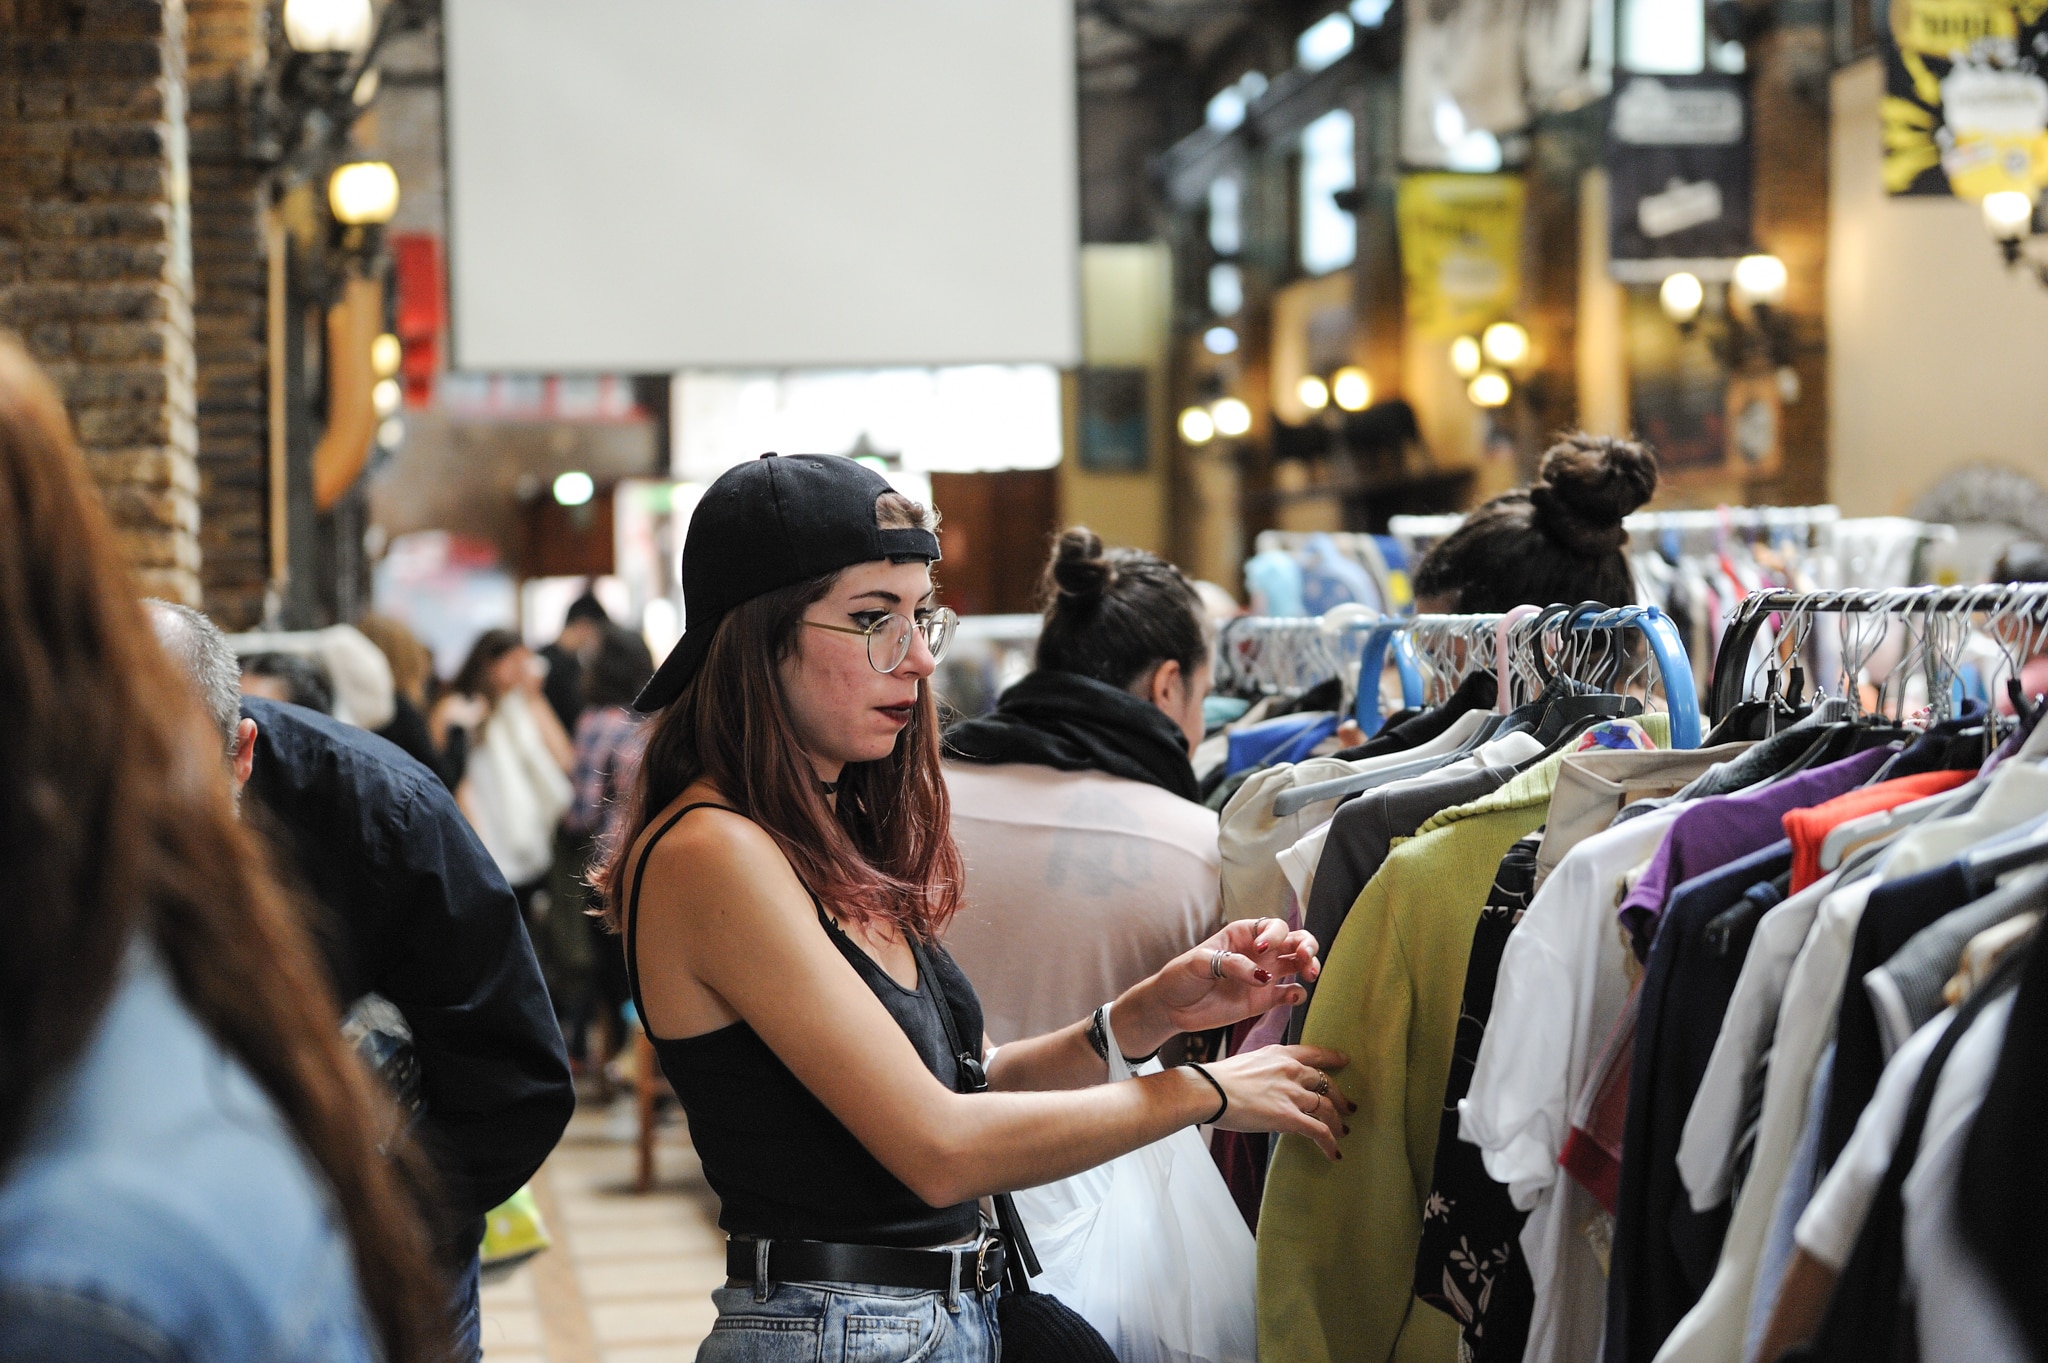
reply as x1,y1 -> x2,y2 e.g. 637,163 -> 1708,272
632,793 -> 802,910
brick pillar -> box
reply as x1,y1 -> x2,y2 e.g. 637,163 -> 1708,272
0,0 -> 203,604
186,0 -> 268,627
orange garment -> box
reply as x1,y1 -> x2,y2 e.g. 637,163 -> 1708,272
1781,769 -> 1975,892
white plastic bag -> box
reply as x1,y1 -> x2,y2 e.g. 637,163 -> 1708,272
1008,1028 -> 1258,1363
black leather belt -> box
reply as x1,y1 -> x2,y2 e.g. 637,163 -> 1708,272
726,1236 -> 1006,1295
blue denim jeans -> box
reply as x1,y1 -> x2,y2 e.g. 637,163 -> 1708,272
446,1250 -> 481,1363
697,1278 -> 1000,1363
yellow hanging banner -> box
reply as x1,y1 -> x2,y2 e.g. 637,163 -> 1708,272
1883,0 -> 2048,196
1396,174 -> 1525,342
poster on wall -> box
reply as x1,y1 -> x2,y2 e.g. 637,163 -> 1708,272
1395,174 -> 1525,341
1076,368 -> 1150,473
1607,73 -> 1753,265
1881,0 -> 2048,197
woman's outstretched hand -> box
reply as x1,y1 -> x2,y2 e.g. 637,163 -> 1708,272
1131,917 -> 1322,1040
1202,1044 -> 1353,1160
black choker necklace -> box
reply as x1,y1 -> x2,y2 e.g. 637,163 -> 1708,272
819,778 -> 840,796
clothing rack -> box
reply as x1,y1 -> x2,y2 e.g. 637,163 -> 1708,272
1708,582 -> 2048,722
1386,505 -> 1846,561
1213,608 -> 1403,711
1355,603 -> 1704,748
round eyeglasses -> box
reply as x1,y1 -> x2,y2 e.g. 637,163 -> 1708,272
802,607 -> 959,674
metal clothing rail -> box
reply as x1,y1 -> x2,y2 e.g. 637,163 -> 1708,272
1213,609 -> 1418,711
1707,583 -> 2048,721
1355,603 -> 1703,748
1387,504 -> 1844,555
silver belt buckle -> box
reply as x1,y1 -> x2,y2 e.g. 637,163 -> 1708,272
973,1237 -> 1002,1294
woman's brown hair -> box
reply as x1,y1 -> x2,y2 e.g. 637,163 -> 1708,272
357,612 -> 435,708
599,494 -> 963,940
0,336 -> 444,1360
1412,433 -> 1659,613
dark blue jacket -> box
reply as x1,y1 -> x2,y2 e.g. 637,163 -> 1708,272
240,697 -> 573,1245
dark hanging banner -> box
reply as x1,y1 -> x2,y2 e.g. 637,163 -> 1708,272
1607,72 -> 1753,265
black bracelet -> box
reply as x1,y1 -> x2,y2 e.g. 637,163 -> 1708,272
1186,1062 -> 1229,1126
1086,1006 -> 1111,1062
1087,1004 -> 1163,1067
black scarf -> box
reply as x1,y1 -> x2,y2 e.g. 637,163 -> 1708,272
944,670 -> 1199,802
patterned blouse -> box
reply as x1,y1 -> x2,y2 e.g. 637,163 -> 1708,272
1414,832 -> 1543,1363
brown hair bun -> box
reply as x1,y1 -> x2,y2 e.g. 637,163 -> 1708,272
1528,435 -> 1659,557
1047,526 -> 1114,603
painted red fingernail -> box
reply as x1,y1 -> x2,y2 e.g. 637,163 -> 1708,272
1254,968 -> 1272,983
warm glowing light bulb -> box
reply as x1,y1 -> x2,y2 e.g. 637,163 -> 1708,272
552,471 -> 595,507
1482,321 -> 1530,367
283,0 -> 372,53
1732,254 -> 1788,308
1660,271 -> 1704,324
371,378 -> 402,417
1178,406 -> 1216,444
1211,397 -> 1253,437
370,332 -> 401,378
1468,371 -> 1511,408
1449,336 -> 1482,378
328,161 -> 399,226
1297,375 -> 1331,411
1983,190 -> 2036,243
1331,366 -> 1372,411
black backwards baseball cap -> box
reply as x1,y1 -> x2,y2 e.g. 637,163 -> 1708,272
633,453 -> 942,712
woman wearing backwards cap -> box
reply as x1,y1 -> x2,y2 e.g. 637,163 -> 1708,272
601,453 -> 1349,1360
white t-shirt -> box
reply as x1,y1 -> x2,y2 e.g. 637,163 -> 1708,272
1460,806 -> 1683,1363
1792,989 -> 2028,1360
943,762 -> 1223,1045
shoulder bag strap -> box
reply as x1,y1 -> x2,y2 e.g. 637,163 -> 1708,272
906,933 -> 1041,1293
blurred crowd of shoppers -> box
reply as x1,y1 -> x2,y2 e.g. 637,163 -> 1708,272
213,585 -> 659,1086
0,336 -> 648,1360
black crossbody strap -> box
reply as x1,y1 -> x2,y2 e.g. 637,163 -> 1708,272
907,933 -> 1041,1292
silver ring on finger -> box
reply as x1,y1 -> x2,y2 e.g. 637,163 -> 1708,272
1211,948 -> 1230,979
1316,1072 -> 1331,1097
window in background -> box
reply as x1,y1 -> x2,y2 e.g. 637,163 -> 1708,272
1350,0 -> 1393,25
1297,11 -> 1355,70
1209,262 -> 1245,316
1209,175 -> 1243,256
671,367 -> 1061,488
1433,97 -> 1506,173
1300,110 -> 1358,275
1621,0 -> 1705,74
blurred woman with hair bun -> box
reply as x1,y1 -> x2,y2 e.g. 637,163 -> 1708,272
943,526 -> 1225,1044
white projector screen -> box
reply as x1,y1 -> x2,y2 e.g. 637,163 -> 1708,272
442,1 -> 1081,372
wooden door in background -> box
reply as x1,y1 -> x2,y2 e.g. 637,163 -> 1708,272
928,469 -> 1059,616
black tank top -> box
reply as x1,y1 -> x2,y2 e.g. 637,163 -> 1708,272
625,802 -> 984,1248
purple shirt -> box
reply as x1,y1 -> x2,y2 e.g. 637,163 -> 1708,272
1617,746 -> 1892,939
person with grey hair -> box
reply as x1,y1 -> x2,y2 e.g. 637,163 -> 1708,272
144,601 -> 574,1363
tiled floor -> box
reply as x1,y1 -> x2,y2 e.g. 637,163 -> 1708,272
479,1100 -> 726,1362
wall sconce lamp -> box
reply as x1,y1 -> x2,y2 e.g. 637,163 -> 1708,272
1481,321 -> 1529,367
1467,370 -> 1512,408
1455,322 -> 1527,408
1660,271 -> 1705,328
1211,397 -> 1254,438
1731,254 -> 1788,311
329,160 -> 400,226
1982,190 -> 2048,288
283,0 -> 373,54
1330,366 -> 1372,412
